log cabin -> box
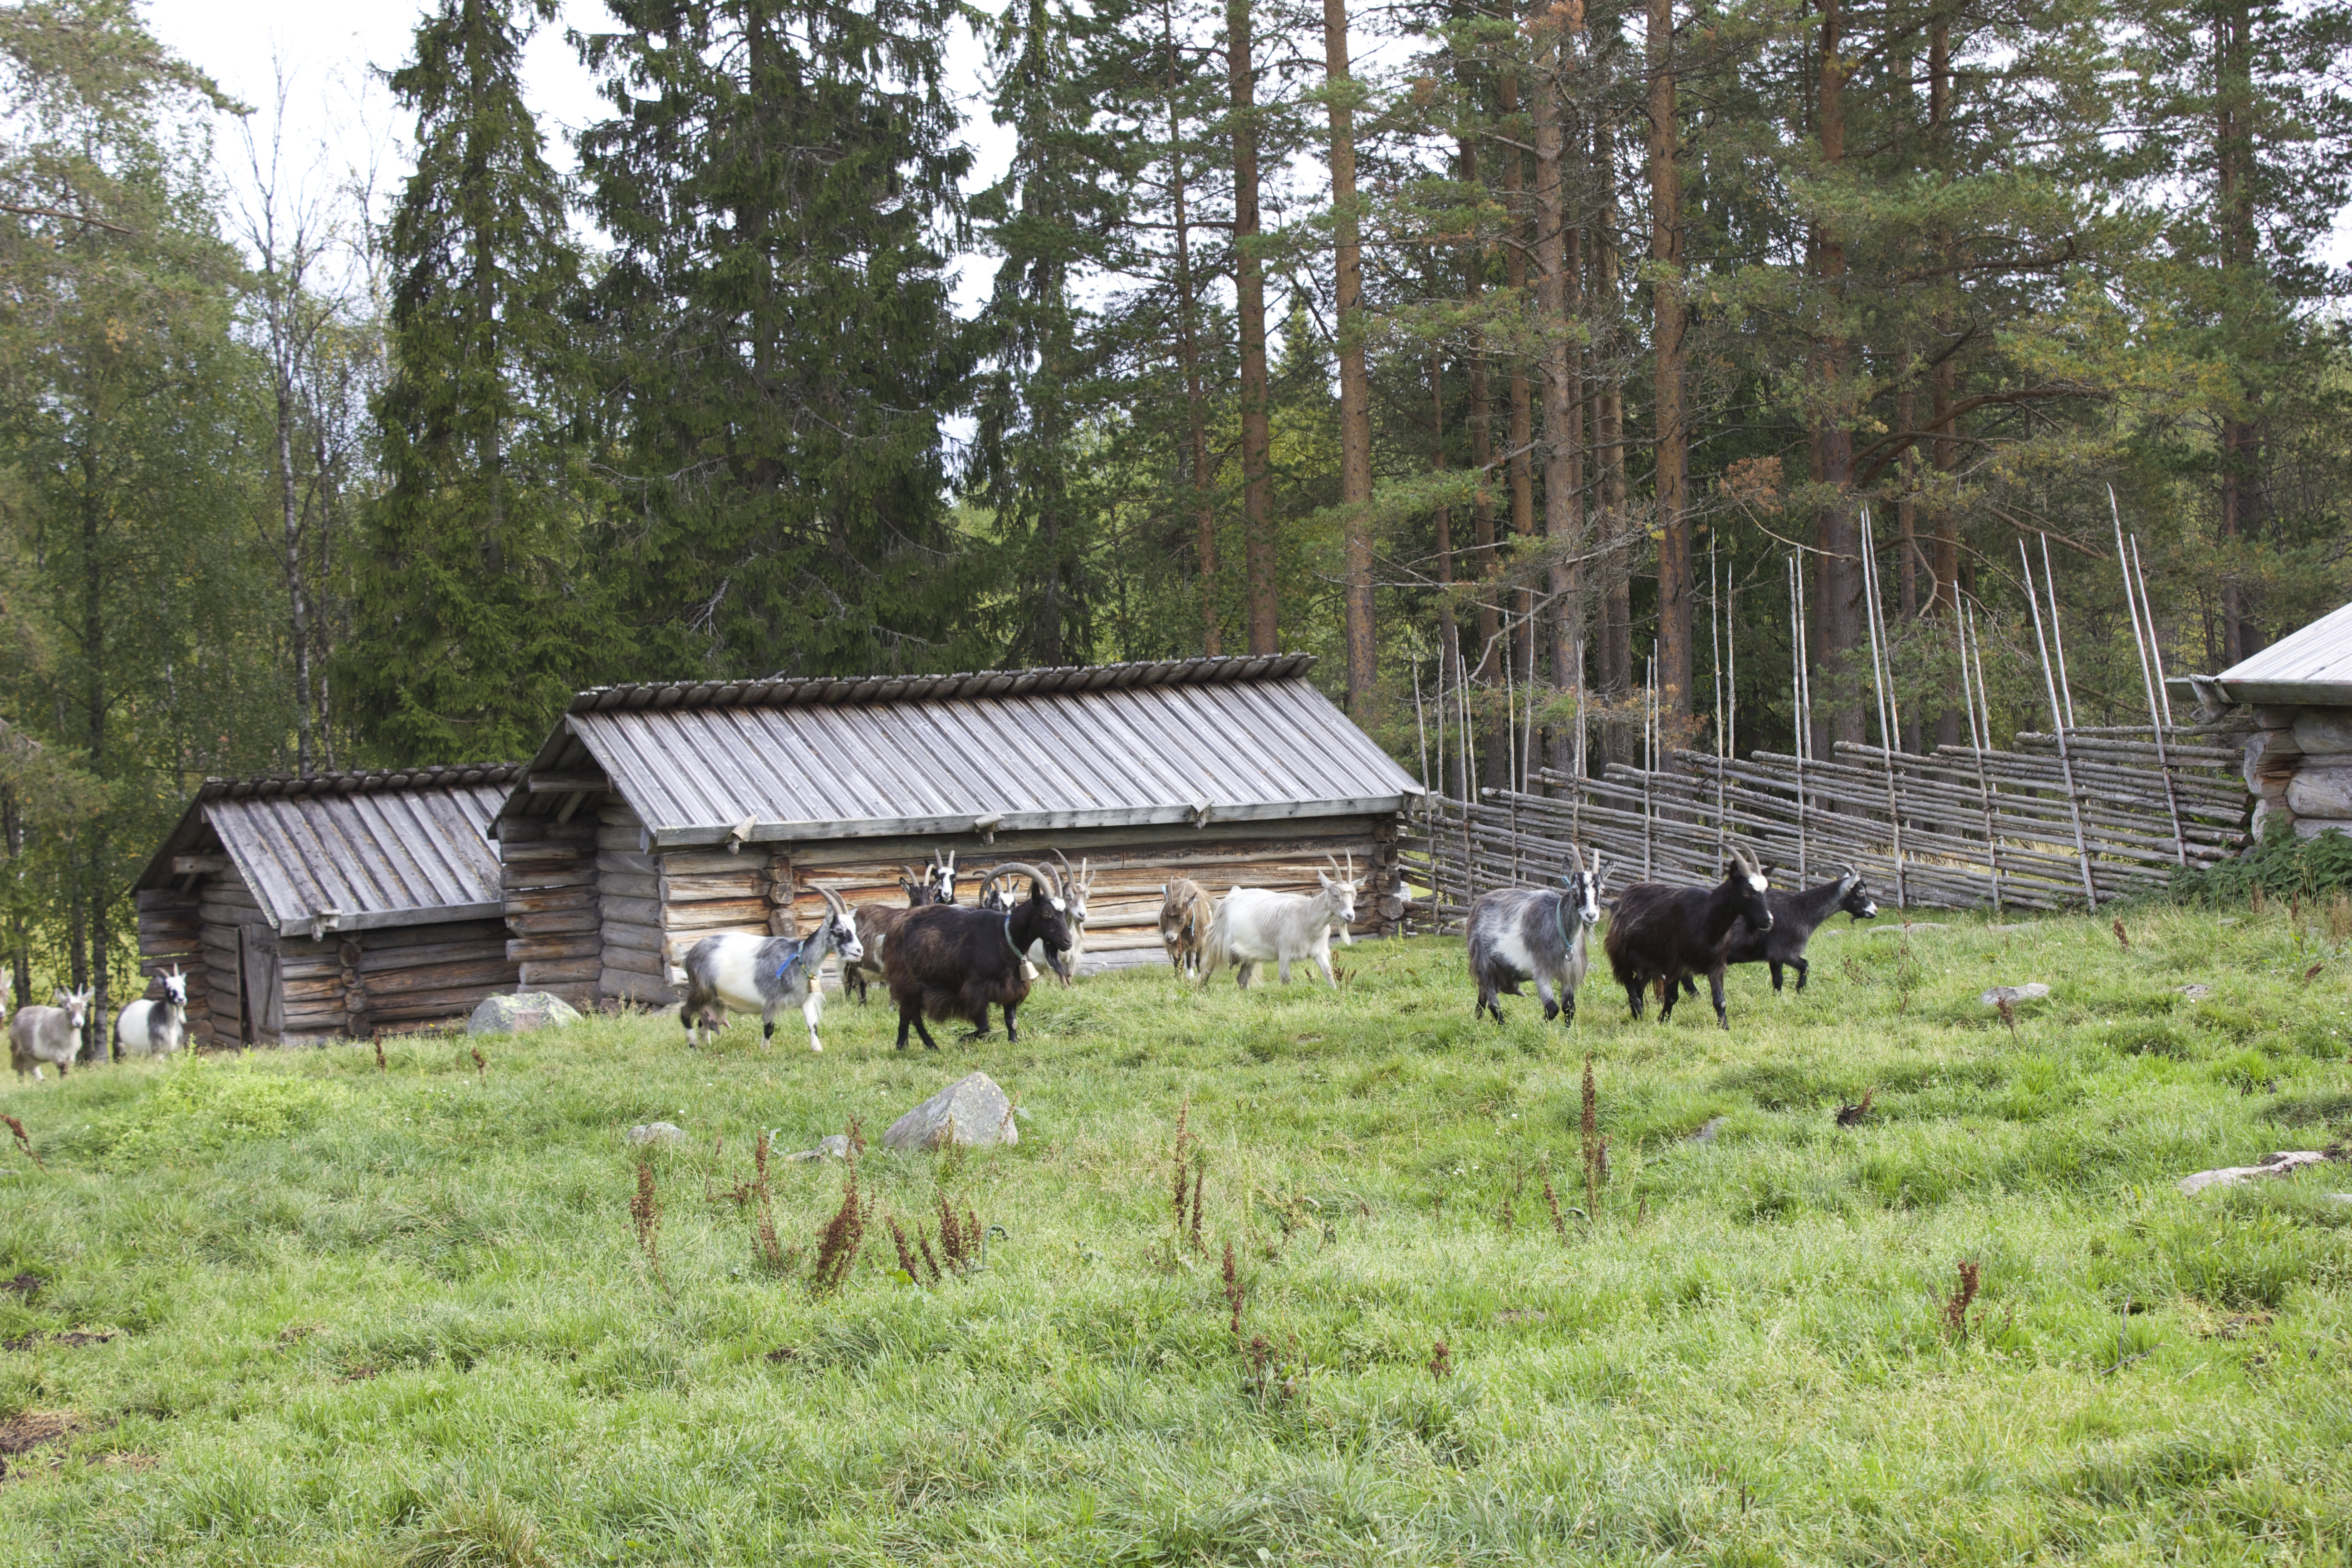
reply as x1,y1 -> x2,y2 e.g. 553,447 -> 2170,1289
2179,598 -> 2352,844
130,765 -> 522,1045
491,655 -> 1425,1009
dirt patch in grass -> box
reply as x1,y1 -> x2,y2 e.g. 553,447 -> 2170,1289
2,1330 -> 114,1352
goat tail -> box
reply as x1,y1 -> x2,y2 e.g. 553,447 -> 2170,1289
1200,897 -> 1233,981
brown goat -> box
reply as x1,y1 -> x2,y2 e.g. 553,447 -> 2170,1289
1157,877 -> 1215,978
844,868 -> 938,1004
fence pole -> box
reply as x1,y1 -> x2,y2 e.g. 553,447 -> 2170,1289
1859,510 -> 1908,906
2020,539 -> 2100,908
1955,597 -> 2003,911
2111,490 -> 2185,864
1789,556 -> 1808,885
2129,534 -> 2175,725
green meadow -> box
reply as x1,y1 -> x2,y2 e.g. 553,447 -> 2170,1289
0,903 -> 2348,1565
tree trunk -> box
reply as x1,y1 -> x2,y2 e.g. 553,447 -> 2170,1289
1461,149 -> 1503,789
1594,107 -> 1632,766
1810,0 -> 1864,755
2216,0 -> 2260,664
1536,45 -> 1584,778
1646,0 -> 1691,727
1928,12 -> 1962,748
1499,70 -> 1535,790
1166,3 -> 1217,656
1431,351 -> 1459,794
1325,0 -> 1376,713
1230,0 -> 1277,656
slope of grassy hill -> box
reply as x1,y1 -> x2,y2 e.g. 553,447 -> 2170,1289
0,904 -> 2347,1565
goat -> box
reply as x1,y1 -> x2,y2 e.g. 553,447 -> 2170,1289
678,887 -> 862,1052
116,967 -> 190,1057
885,862 -> 1072,1049
844,868 -> 939,1004
1202,854 -> 1361,990
1157,877 -> 1215,977
1466,846 -> 1604,1026
11,988 -> 90,1080
1030,850 -> 1093,984
1676,865 -> 1877,998
926,849 -> 960,907
1602,846 -> 1775,1029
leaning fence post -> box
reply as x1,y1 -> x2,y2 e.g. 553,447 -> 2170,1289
2020,539 -> 2099,909
2111,490 -> 2186,866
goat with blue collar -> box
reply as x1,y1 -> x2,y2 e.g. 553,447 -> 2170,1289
679,886 -> 863,1051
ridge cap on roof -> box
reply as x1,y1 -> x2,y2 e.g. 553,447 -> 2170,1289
196,762 -> 524,803
565,653 -> 1319,714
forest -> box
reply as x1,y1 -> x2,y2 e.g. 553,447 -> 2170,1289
0,0 -> 2348,1026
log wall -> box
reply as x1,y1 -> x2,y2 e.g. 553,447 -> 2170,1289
582,803 -> 1405,1002
501,811 -> 601,1010
139,862 -> 523,1047
2242,704 -> 2352,841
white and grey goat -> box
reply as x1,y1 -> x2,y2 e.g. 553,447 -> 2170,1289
117,967 -> 190,1058
11,988 -> 90,1079
678,888 -> 863,1052
1030,851 -> 1093,984
926,849 -> 960,906
1202,854 -> 1362,990
1465,846 -> 1604,1026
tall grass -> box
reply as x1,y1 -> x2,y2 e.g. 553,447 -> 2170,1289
0,903 -> 2345,1562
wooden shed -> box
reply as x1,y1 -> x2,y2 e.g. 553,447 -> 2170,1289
2181,600 -> 2352,843
131,765 -> 523,1045
492,656 -> 1425,1008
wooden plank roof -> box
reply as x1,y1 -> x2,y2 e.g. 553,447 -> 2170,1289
134,765 -> 518,937
502,656 -> 1422,848
2207,600 -> 2352,705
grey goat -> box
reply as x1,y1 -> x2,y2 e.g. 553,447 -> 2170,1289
12,988 -> 91,1079
1465,846 -> 1604,1025
117,967 -> 190,1057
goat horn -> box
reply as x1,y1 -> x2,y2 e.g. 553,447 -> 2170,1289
1566,843 -> 1587,876
978,862 -> 1054,898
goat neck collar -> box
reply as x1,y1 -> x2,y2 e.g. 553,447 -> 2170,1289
776,925 -> 824,983
1000,909 -> 1022,960
1554,888 -> 1580,948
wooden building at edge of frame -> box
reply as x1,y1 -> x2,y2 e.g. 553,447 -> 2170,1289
491,655 -> 1426,1008
130,765 -> 523,1045
2179,598 -> 2352,844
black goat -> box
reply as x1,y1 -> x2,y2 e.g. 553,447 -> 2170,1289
1677,865 -> 1876,997
1601,846 -> 1775,1029
883,862 -> 1073,1049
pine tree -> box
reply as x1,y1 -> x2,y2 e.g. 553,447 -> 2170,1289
577,0 -> 988,678
969,0 -> 1128,666
346,0 -> 612,762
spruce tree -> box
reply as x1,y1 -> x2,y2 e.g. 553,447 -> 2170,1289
346,0 -> 612,762
577,0 -> 988,678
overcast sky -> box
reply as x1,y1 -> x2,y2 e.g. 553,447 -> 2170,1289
145,0 -> 1017,314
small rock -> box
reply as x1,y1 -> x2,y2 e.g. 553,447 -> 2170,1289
1980,983 -> 2050,1007
467,991 -> 584,1036
2178,984 -> 2213,1000
1686,1116 -> 1727,1143
784,1134 -> 852,1163
882,1072 -> 1019,1153
2179,1150 -> 2338,1196
626,1122 -> 686,1147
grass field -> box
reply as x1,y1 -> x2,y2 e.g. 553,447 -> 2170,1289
0,902 -> 2348,1565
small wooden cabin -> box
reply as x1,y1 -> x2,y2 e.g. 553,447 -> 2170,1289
2180,599 -> 2352,844
131,765 -> 523,1045
493,655 -> 1424,1007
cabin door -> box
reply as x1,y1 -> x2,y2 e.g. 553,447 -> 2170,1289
237,927 -> 279,1043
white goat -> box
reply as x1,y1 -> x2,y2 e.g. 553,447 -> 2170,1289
117,967 -> 190,1058
1203,855 -> 1361,990
1030,851 -> 1093,984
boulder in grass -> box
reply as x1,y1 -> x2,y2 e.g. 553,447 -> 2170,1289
627,1122 -> 686,1147
2179,1150 -> 2339,1196
883,1072 -> 1019,1153
1980,983 -> 2049,1008
467,991 -> 583,1036
785,1134 -> 853,1163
